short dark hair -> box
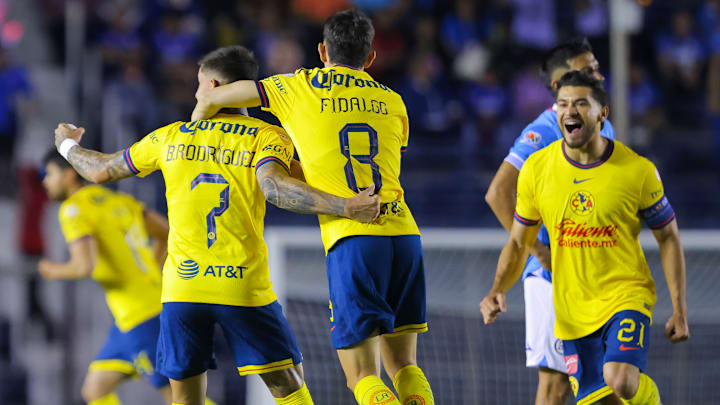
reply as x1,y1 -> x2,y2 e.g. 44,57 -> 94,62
198,46 -> 259,84
323,9 -> 374,68
556,70 -> 608,107
540,37 -> 593,94
43,149 -> 73,170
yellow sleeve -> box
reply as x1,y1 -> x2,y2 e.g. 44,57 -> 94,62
400,100 -> 410,154
639,163 -> 665,210
256,72 -> 298,121
639,162 -> 676,229
125,123 -> 175,178
514,161 -> 541,225
253,126 -> 295,174
58,201 -> 93,243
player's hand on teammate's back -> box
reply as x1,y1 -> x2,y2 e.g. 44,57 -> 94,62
480,291 -> 507,324
531,240 -> 552,271
343,184 -> 381,223
54,123 -> 85,149
664,312 -> 690,343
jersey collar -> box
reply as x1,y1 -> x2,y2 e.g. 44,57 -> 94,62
562,139 -> 614,169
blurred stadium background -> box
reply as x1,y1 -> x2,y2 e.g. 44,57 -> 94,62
0,0 -> 718,404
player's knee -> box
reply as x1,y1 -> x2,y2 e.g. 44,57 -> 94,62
260,368 -> 303,398
604,372 -> 638,399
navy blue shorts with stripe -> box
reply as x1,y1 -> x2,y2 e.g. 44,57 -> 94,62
92,316 -> 168,388
326,235 -> 428,349
563,310 -> 651,404
156,302 -> 302,380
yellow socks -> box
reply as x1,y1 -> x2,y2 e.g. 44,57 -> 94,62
205,398 -> 219,405
275,383 -> 314,404
393,365 -> 434,405
625,373 -> 661,405
88,392 -> 122,405
354,375 -> 401,405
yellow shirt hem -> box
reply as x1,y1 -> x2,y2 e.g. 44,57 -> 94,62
556,303 -> 653,341
161,295 -> 277,308
114,306 -> 162,332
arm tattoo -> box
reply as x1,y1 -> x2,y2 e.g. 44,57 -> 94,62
67,146 -> 134,184
257,163 -> 345,216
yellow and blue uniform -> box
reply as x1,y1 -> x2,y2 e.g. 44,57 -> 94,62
507,106 -> 616,374
256,66 -> 427,348
124,113 -> 302,379
515,139 -> 675,404
58,185 -> 167,387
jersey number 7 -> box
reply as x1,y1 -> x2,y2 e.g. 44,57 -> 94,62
191,173 -> 229,248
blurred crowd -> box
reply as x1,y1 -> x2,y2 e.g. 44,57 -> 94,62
2,0 -> 716,226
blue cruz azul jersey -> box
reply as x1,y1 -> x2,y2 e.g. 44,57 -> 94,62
505,106 -> 616,281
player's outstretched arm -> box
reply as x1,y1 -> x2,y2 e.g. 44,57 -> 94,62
256,161 -> 380,223
144,210 -> 169,268
485,161 -> 551,270
54,123 -> 134,184
38,236 -> 97,280
652,220 -> 690,343
480,218 -> 541,324
192,80 -> 260,121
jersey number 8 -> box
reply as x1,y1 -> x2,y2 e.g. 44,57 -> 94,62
339,123 -> 382,193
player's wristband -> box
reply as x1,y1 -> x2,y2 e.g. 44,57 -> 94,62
58,138 -> 78,160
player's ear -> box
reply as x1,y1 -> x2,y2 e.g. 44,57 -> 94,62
364,50 -> 376,69
600,105 -> 610,124
318,42 -> 329,64
210,79 -> 222,89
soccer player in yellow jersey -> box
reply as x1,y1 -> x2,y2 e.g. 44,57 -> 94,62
52,46 -> 380,405
192,9 -> 434,405
39,150 -> 173,405
480,71 -> 690,405
485,38 -> 613,405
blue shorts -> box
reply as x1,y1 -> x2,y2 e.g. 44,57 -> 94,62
563,310 -> 651,405
156,301 -> 302,380
326,235 -> 428,349
90,315 -> 168,389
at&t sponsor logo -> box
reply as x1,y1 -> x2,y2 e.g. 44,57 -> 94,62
178,259 -> 245,280
177,260 -> 200,279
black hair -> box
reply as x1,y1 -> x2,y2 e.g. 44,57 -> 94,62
556,70 -> 608,107
43,149 -> 73,170
540,37 -> 593,94
322,9 -> 375,68
198,45 -> 259,84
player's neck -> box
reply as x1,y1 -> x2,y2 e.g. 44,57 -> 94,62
564,135 -> 609,165
65,181 -> 85,197
326,62 -> 364,71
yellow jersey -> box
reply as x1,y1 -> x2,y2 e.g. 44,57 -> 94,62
125,113 -> 294,307
515,139 -> 676,340
256,66 -> 420,253
58,185 -> 162,332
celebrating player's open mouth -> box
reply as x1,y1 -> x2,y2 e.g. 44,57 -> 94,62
562,115 -> 588,148
564,117 -> 583,139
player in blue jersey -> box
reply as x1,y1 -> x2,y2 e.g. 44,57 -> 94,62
485,38 -> 614,405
